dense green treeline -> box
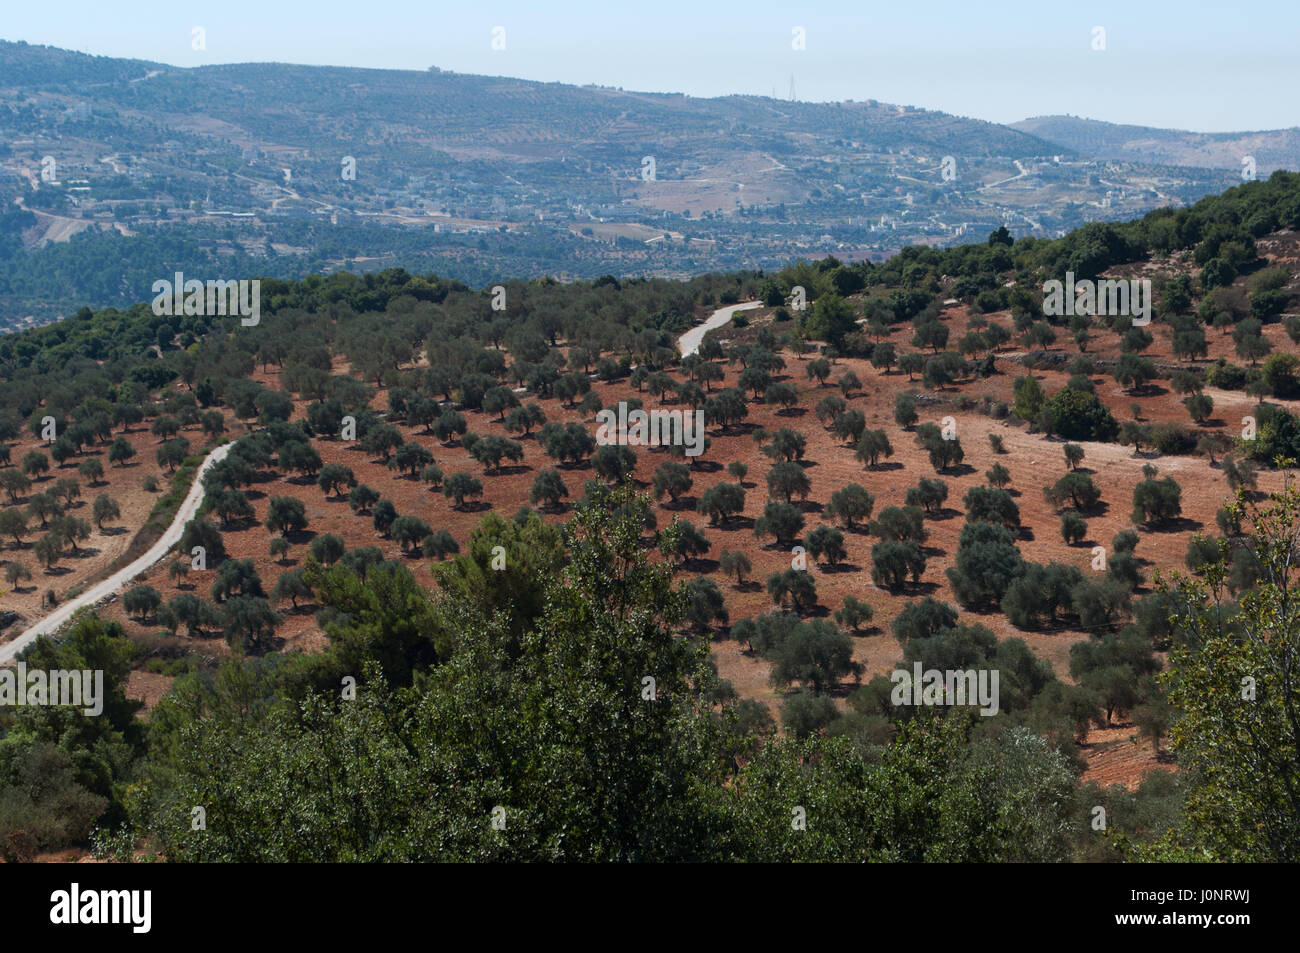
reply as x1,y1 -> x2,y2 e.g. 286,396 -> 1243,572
765,168 -> 1300,300
0,215 -> 701,326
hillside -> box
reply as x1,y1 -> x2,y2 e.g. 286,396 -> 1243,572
4,171 -> 1300,860
0,40 -> 1249,327
1013,115 -> 1300,174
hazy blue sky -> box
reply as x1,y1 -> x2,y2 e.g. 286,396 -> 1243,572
5,1 -> 1296,132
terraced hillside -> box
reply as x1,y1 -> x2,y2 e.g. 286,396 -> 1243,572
3,172 -> 1300,861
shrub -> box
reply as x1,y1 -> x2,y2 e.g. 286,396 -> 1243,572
1262,352 -> 1300,399
1205,360 -> 1247,391
1210,504 -> 1241,538
1150,424 -> 1197,455
423,529 -> 460,560
1040,389 -> 1119,442
1113,529 -> 1139,556
1222,455 -> 1258,493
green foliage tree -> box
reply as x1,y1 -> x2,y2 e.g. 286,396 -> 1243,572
309,533 -> 347,566
854,429 -> 893,468
696,482 -> 746,526
1061,512 -> 1088,545
766,461 -> 811,503
1012,375 -> 1046,421
719,549 -> 752,585
265,496 -> 308,536
442,473 -> 483,510
871,540 -> 925,591
530,468 -> 569,510
348,484 -> 380,514
271,569 -> 313,609
834,596 -> 874,633
905,477 -> 948,515
123,585 -> 162,621
755,501 -> 805,548
946,521 -> 1022,610
825,484 -> 874,529
804,525 -> 847,567
963,485 -> 1020,528
652,462 -> 693,504
1132,472 -> 1183,528
91,493 -> 120,529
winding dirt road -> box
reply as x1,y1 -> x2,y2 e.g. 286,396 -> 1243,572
678,300 -> 761,357
1,442 -> 234,662
4,302 -> 758,662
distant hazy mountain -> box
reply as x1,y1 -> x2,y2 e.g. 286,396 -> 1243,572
1012,115 -> 1300,175
0,40 -> 1247,324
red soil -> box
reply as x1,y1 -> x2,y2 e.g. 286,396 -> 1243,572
15,236 -> 1300,790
